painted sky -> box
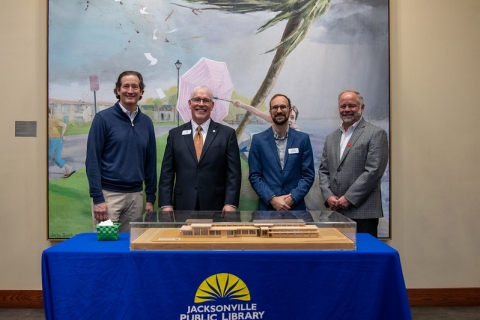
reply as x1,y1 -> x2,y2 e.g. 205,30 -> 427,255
49,0 -> 389,119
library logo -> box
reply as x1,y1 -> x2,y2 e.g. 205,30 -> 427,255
180,273 -> 266,319
195,273 -> 250,303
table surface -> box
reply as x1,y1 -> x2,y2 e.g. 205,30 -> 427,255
42,233 -> 411,320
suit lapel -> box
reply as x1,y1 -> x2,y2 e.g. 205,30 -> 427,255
199,120 -> 218,163
181,122 -> 197,162
266,127 -> 282,169
284,129 -> 297,168
331,129 -> 342,169
339,118 -> 366,164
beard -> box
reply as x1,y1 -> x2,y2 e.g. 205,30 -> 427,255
340,111 -> 362,124
272,114 -> 289,125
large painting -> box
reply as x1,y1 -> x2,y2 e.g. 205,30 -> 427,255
48,0 -> 390,239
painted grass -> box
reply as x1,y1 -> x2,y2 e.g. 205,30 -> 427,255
48,170 -> 91,238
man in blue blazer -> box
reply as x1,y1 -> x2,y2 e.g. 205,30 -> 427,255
158,86 -> 241,212
319,90 -> 389,237
248,94 -> 315,211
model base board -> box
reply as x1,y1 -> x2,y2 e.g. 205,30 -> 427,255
130,227 -> 355,250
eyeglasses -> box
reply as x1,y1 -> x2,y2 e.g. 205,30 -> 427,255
270,105 -> 289,111
190,97 -> 213,104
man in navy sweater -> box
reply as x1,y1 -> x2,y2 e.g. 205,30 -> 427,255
86,71 -> 157,232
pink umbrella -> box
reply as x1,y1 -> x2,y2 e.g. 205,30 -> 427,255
177,57 -> 233,123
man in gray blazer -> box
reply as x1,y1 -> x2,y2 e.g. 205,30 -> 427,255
319,90 -> 389,237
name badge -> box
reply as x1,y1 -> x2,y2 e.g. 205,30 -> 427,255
182,130 -> 192,135
288,148 -> 299,154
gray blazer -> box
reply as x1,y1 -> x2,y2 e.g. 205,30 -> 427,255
318,118 -> 389,219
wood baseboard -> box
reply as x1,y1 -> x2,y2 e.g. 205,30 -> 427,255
408,288 -> 480,307
0,290 -> 43,309
1,288 -> 479,308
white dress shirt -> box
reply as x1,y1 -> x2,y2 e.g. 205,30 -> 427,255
339,118 -> 361,159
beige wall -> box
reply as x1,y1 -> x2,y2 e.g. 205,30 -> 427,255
0,0 -> 479,290
0,1 -> 49,289
389,0 -> 480,287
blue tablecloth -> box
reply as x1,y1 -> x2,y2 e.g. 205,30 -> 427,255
42,233 -> 411,320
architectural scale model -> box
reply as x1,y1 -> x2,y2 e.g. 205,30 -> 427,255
180,219 -> 320,238
130,219 -> 356,250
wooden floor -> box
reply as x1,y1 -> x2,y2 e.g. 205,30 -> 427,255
2,307 -> 480,319
411,307 -> 480,319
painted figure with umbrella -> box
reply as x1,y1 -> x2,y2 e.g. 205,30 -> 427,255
177,57 -> 234,124
176,57 -> 257,156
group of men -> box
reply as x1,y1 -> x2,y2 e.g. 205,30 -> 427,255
86,71 -> 388,237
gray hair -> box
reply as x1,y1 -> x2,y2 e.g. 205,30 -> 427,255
338,90 -> 364,106
191,85 -> 213,100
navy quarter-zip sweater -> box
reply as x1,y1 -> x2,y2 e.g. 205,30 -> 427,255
86,102 -> 157,205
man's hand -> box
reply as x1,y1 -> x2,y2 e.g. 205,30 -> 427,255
270,195 -> 291,211
93,202 -> 108,221
327,196 -> 339,211
337,196 -> 351,210
145,202 -> 154,213
284,194 -> 295,207
222,205 -> 236,212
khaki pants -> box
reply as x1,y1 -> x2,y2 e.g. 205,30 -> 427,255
92,190 -> 144,233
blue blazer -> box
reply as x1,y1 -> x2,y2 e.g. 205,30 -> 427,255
248,127 -> 315,210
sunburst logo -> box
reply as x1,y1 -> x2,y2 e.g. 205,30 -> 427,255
194,273 -> 251,303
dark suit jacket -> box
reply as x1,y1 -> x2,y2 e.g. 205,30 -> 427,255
319,118 -> 389,219
158,120 -> 241,211
248,127 -> 315,210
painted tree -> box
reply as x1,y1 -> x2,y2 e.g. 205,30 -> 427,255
183,0 -> 332,139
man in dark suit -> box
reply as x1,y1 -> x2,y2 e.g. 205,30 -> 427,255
158,85 -> 241,212
248,94 -> 315,211
319,90 -> 389,237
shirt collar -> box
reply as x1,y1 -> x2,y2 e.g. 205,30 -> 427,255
191,118 -> 211,133
273,127 -> 289,140
118,102 -> 138,116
